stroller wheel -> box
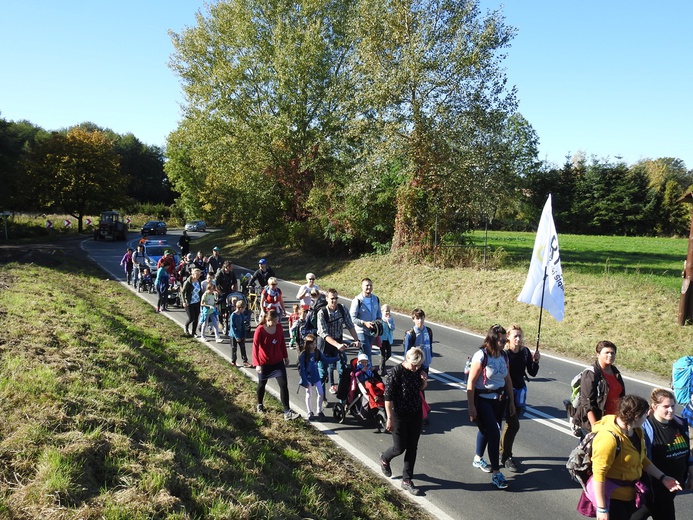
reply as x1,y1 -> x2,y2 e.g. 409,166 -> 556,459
333,403 -> 346,424
376,409 -> 388,433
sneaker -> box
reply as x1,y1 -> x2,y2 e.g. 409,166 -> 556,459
215,338 -> 224,343
317,411 -> 326,420
491,472 -> 509,489
472,457 -> 492,473
256,404 -> 266,413
308,412 -> 316,421
284,410 -> 300,421
201,336 -> 207,342
230,362 -> 237,367
379,454 -> 392,477
243,362 -> 252,368
329,385 -> 337,394
503,457 -> 519,473
401,480 -> 421,496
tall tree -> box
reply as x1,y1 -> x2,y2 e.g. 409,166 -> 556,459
27,128 -> 123,232
350,0 -> 520,251
168,0 -> 354,236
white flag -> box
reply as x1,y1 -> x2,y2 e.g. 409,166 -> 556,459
518,195 -> 565,321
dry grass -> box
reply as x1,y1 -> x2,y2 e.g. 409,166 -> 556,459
208,234 -> 689,381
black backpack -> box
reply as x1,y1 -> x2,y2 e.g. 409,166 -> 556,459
301,294 -> 328,338
566,430 -> 620,490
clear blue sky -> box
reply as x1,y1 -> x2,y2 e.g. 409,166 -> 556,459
2,1 -> 691,167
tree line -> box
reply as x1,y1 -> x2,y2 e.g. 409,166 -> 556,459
165,0 -> 691,255
0,117 -> 172,232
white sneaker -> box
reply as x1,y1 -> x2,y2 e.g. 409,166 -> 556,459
215,338 -> 224,343
472,457 -> 492,473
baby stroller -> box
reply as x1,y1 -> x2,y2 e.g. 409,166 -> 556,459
137,265 -> 155,294
221,291 -> 252,336
333,355 -> 387,432
167,275 -> 182,308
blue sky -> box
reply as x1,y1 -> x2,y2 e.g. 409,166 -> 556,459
2,1 -> 691,167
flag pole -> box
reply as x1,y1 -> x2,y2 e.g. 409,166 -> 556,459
535,264 -> 548,353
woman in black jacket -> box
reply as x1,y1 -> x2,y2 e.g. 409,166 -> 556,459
500,324 -> 540,472
575,340 -> 626,435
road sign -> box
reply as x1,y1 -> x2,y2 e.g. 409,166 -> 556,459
85,218 -> 92,226
64,219 -> 72,228
46,220 -> 53,228
125,217 -> 131,224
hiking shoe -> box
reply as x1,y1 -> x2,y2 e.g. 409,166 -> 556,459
256,404 -> 266,413
379,453 -> 392,477
472,457 -> 492,473
491,472 -> 509,489
503,457 -> 520,473
284,410 -> 300,421
401,480 -> 421,496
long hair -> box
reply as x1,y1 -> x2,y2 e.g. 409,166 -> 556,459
482,324 -> 506,356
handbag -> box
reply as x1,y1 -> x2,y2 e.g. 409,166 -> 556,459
421,391 -> 431,419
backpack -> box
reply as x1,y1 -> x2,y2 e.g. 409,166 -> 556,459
565,366 -> 603,420
566,430 -> 620,490
301,294 -> 328,338
463,346 -> 509,387
672,356 -> 693,406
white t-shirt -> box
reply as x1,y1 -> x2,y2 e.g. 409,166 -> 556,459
472,349 -> 508,400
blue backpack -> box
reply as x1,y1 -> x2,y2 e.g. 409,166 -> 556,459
672,356 -> 693,405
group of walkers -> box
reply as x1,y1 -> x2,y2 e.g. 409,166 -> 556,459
125,243 -> 693,516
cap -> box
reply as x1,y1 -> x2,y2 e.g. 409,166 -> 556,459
357,353 -> 368,363
164,249 -> 172,254
213,246 -> 220,252
186,253 -> 194,260
258,258 -> 267,265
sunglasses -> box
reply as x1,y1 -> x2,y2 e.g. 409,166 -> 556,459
308,278 -> 315,280
329,297 -> 339,301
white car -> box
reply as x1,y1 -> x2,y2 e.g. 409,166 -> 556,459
185,220 -> 207,232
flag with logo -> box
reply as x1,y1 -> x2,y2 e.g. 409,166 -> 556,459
518,195 -> 564,321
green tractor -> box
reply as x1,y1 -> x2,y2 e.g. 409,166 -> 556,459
94,210 -> 127,241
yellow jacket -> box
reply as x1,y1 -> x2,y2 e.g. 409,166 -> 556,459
591,415 -> 652,501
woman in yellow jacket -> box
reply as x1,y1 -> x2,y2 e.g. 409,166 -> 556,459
590,395 -> 682,519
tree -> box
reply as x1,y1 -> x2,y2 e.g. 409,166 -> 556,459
27,128 -> 124,232
114,133 -> 171,204
349,0 -> 520,251
168,0 -> 355,238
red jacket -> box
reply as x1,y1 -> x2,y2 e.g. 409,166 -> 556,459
252,324 -> 287,367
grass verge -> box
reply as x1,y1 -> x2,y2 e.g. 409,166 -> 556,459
0,249 -> 430,519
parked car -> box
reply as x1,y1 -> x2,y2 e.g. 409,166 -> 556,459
141,220 -> 167,236
185,220 -> 207,232
142,240 -> 179,271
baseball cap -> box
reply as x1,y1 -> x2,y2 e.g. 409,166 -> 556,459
213,246 -> 220,252
357,353 -> 368,363
258,258 -> 267,265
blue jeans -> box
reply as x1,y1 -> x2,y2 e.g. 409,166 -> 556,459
358,332 -> 374,362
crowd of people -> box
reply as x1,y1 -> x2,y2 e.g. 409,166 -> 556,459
121,242 -> 693,515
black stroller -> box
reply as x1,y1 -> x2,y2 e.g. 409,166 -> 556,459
332,356 -> 387,433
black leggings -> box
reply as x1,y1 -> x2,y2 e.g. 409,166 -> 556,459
257,363 -> 290,411
380,340 -> 391,372
382,412 -> 423,481
157,285 -> 168,310
185,302 -> 200,334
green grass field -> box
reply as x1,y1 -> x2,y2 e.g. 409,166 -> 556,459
470,230 -> 689,291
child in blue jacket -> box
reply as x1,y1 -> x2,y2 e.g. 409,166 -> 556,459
298,334 -> 342,420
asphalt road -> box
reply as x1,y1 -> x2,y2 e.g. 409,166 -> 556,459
83,230 -> 693,520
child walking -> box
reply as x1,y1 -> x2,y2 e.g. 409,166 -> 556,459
379,303 -> 395,374
229,299 -> 250,367
298,334 -> 343,420
200,283 -> 222,343
288,303 -> 301,349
